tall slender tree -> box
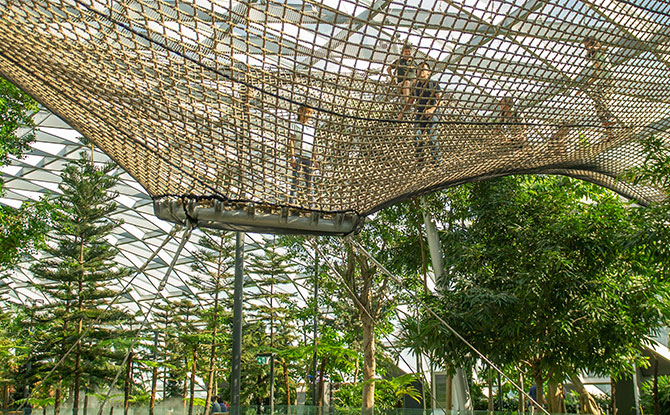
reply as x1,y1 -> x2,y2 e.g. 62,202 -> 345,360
171,299 -> 200,415
246,237 -> 297,412
152,300 -> 186,402
191,230 -> 235,415
31,152 -> 133,415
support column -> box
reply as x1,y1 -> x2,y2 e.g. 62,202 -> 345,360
312,248 -> 319,407
231,232 -> 245,415
422,201 -> 472,414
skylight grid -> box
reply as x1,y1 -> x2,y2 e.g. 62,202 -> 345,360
1,0 -> 668,236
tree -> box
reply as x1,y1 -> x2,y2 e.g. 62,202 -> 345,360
408,175 -> 669,413
152,300 -> 188,402
191,230 -> 235,415
246,237 -> 297,411
279,198 -> 420,414
624,134 -> 670,280
30,152 -> 133,415
0,77 -> 49,273
170,299 -> 200,415
624,134 -> 670,414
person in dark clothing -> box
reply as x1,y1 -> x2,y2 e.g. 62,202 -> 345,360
217,397 -> 229,413
388,44 -> 417,119
211,395 -> 222,414
410,62 -> 442,165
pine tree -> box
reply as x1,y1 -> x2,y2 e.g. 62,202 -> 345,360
170,299 -> 200,415
191,230 -> 235,415
30,152 -> 133,415
246,238 -> 298,411
152,301 -> 186,402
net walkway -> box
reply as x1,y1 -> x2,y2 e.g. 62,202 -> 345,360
1,0 -> 669,234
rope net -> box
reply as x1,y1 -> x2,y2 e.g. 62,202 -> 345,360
1,0 -> 669,233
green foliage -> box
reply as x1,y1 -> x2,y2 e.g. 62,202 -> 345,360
625,134 -> 670,193
0,77 -> 38,167
0,77 -> 50,271
623,134 -> 670,281
640,375 -> 670,415
29,152 -> 133,402
152,300 -> 190,399
408,175 -> 670,389
334,374 -> 420,410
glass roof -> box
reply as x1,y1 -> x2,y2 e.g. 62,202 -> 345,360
1,109 -> 317,312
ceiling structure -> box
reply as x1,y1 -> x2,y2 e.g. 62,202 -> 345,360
0,109 -> 318,313
0,0 -> 668,235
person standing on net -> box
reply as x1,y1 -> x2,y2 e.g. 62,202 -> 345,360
496,96 -> 527,150
583,37 -> 615,133
411,62 -> 442,165
289,104 -> 317,204
388,44 -> 417,120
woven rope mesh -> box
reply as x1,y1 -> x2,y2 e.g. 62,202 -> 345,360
1,0 -> 669,224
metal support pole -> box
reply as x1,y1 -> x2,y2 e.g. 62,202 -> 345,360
270,278 -> 275,415
498,372 -> 503,410
269,353 -> 275,415
420,199 -> 473,414
312,248 -> 319,406
231,232 -> 245,415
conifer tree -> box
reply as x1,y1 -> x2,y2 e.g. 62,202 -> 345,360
31,152 -> 133,415
152,300 -> 186,401
191,230 -> 235,415
246,238 -> 298,411
171,299 -> 200,415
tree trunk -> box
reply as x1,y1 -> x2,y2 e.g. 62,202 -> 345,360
150,366 -> 158,415
570,375 -> 601,415
83,388 -> 89,415
2,384 -> 9,413
54,381 -> 62,415
73,336 -> 82,415
445,373 -> 453,411
124,351 -> 133,415
183,357 -> 189,415
73,305 -> 83,413
611,377 -> 617,415
518,373 -> 524,415
74,237 -> 85,415
282,358 -> 290,407
206,250 -> 224,415
532,369 -> 544,409
361,317 -> 376,415
546,382 -> 565,413
188,347 -> 197,415
316,356 -> 328,408
488,369 -> 494,413
204,309 -> 219,415
654,358 -> 659,415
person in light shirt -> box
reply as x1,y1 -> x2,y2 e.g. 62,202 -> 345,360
289,104 -> 317,202
582,37 -> 615,138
